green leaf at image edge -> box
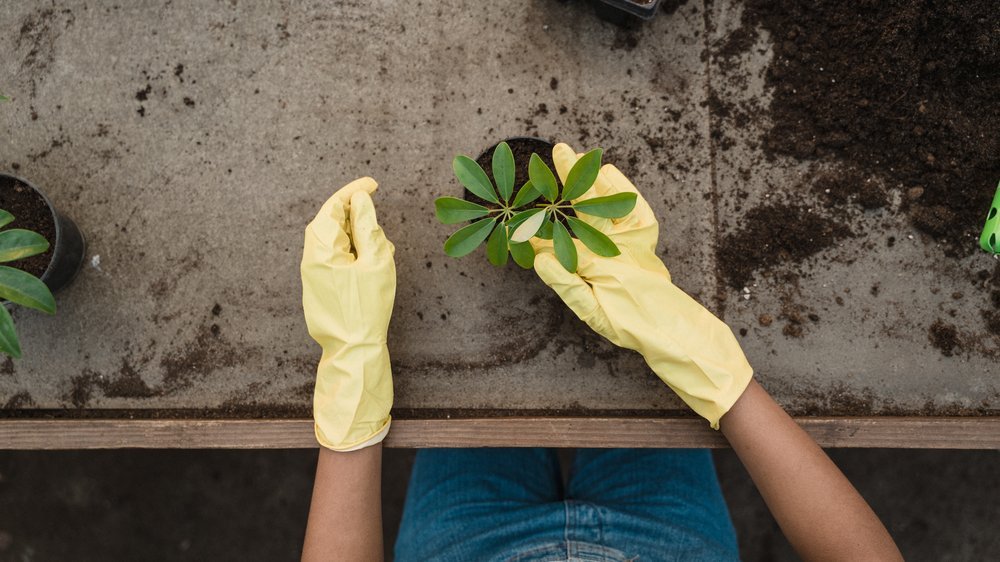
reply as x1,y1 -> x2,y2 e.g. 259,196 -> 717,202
443,217 -> 497,258
0,211 -> 13,229
0,266 -> 55,314
434,197 -> 490,224
566,216 -> 620,257
452,155 -> 498,204
552,220 -> 578,273
0,305 -> 21,358
572,192 -> 637,218
0,229 -> 50,262
509,241 -> 535,269
562,148 -> 603,201
528,153 -> 558,202
512,181 -> 541,207
486,221 -> 509,266
492,142 -> 515,202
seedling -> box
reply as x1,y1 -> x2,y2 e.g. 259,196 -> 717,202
0,210 -> 55,358
435,142 -> 637,272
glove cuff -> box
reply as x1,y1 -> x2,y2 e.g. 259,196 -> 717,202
315,416 -> 391,452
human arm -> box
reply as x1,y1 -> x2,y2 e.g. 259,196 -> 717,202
532,143 -> 900,560
302,445 -> 384,561
720,380 -> 902,561
299,177 -> 396,560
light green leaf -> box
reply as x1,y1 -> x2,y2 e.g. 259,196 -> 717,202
529,153 -> 558,202
0,94 -> 9,103
0,266 -> 55,314
0,304 -> 20,358
434,197 -> 491,224
452,155 -> 498,204
562,148 -> 603,201
536,218 -> 555,240
566,216 -> 620,257
510,209 -> 546,243
486,222 -> 509,266
492,142 -> 515,202
572,192 -> 637,218
0,210 -> 13,228
511,181 -> 541,208
552,220 -> 577,273
443,217 -> 497,258
0,229 -> 50,262
508,207 -> 542,231
509,241 -> 535,269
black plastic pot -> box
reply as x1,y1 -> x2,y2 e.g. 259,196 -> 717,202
593,0 -> 663,22
466,137 -> 556,208
1,173 -> 86,293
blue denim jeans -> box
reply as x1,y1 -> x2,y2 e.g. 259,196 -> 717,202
394,448 -> 738,561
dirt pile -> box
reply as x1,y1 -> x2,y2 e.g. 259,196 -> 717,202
743,0 -> 1000,253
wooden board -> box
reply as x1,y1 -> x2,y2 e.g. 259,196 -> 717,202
2,417 -> 998,450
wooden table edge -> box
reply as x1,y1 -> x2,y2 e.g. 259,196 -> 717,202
1,417 -> 999,449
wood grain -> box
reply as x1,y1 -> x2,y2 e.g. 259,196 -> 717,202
1,417 -> 998,449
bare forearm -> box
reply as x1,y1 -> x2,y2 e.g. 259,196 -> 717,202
720,380 -> 901,562
302,444 -> 384,562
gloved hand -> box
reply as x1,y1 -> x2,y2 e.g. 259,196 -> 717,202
532,144 -> 753,429
301,177 -> 396,451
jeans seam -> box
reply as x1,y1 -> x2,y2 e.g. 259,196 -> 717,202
563,500 -> 571,559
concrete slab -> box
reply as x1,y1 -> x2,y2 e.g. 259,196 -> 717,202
0,0 -> 996,417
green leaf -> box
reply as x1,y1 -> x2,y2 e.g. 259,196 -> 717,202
566,217 -> 620,257
492,142 -> 515,202
443,217 -> 497,258
537,218 -> 555,240
0,94 -> 9,103
552,220 -> 577,273
562,148 -> 603,201
572,192 -> 638,218
509,241 -> 535,269
0,229 -> 50,262
510,209 -> 546,243
0,266 -> 55,314
486,222 -> 509,266
529,154 -> 558,202
511,181 -> 541,208
0,304 -> 21,358
452,155 -> 498,204
508,207 -> 542,231
434,197 -> 490,224
0,210 -> 13,228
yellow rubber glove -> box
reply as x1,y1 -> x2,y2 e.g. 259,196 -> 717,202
301,177 -> 396,451
532,144 -> 753,429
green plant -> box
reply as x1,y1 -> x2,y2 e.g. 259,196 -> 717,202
0,95 -> 8,102
435,143 -> 637,272
0,210 -> 55,358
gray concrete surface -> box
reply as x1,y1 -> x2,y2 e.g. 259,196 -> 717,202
1,0 -> 997,416
0,448 -> 996,561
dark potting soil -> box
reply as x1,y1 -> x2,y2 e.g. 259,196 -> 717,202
718,203 -> 852,290
0,176 -> 55,278
465,137 -> 557,209
741,0 -> 1000,254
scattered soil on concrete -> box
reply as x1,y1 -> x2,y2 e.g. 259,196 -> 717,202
743,0 -> 1000,253
928,319 -> 961,357
3,391 -> 35,409
717,203 -> 852,289
0,176 -> 55,278
812,168 -> 889,211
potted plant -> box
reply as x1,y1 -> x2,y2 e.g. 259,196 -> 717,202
0,94 -> 87,357
435,137 -> 637,272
